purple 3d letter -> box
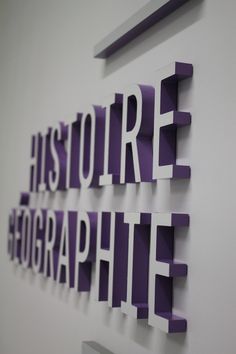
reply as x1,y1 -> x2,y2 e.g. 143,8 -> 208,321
95,212 -> 128,307
121,212 -> 151,319
79,106 -> 105,188
153,62 -> 192,180
74,211 -> 97,292
120,85 -> 155,183
148,213 -> 189,333
99,94 -> 123,186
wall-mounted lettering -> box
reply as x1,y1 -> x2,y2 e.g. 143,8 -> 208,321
8,61 -> 192,334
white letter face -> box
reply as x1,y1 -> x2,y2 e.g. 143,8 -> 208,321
21,208 -> 33,269
8,209 -> 15,260
74,212 -> 97,292
39,133 -> 47,192
49,123 -> 67,192
44,210 -> 63,280
29,134 -> 41,192
14,209 -> 24,264
56,211 -> 77,288
66,115 -> 82,189
32,209 -> 46,273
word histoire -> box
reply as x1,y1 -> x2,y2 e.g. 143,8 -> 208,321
7,62 -> 192,333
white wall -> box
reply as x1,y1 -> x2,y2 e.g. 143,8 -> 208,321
0,0 -> 235,353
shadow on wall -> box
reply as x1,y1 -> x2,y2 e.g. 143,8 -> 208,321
102,0 -> 205,77
98,309 -> 187,354
12,228 -> 190,354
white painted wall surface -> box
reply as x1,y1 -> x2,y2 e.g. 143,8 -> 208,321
0,0 -> 235,353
